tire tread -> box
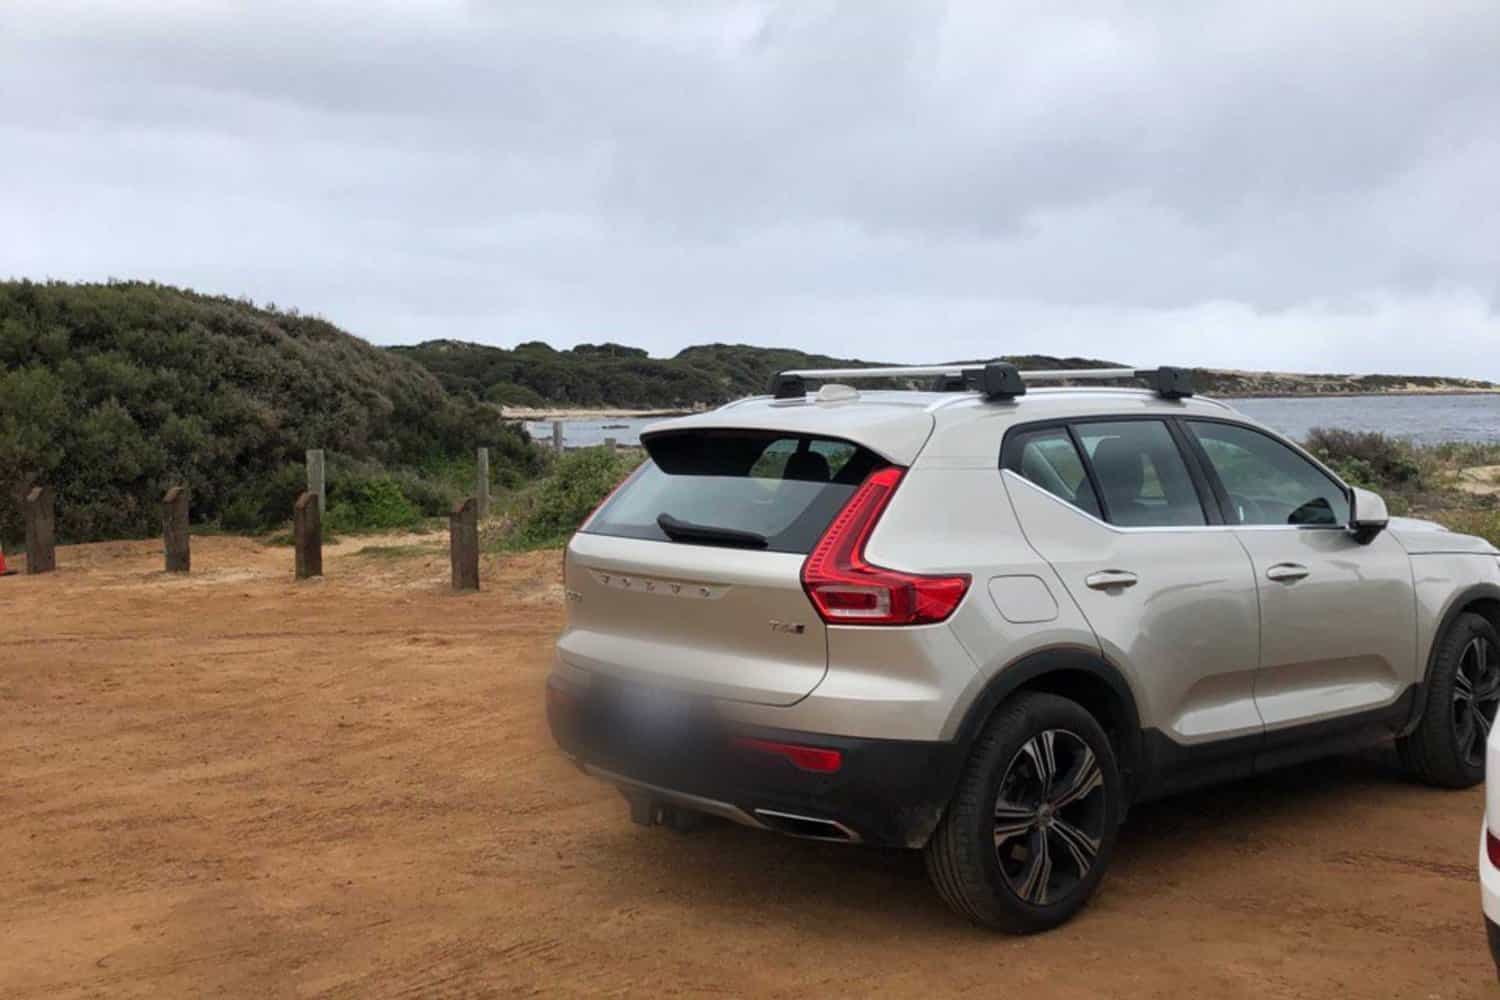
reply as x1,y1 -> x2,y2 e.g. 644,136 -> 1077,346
1397,611 -> 1494,789
924,691 -> 1119,933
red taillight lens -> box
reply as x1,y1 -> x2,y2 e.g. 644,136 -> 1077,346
1488,827 -> 1500,869
731,736 -> 843,773
801,466 -> 970,626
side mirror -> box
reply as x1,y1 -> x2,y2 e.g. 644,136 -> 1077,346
1349,487 -> 1389,544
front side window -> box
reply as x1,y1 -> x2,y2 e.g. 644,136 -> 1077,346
1186,421 -> 1349,526
1010,427 -> 1102,519
1073,421 -> 1207,527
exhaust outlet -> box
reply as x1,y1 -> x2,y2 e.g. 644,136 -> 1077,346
753,809 -> 861,843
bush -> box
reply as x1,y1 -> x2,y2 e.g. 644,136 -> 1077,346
507,447 -> 635,548
0,280 -> 544,542
325,477 -> 423,533
1303,428 -> 1424,493
390,470 -> 458,518
217,463 -> 308,533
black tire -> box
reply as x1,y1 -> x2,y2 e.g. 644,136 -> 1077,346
1398,612 -> 1500,789
925,692 -> 1123,933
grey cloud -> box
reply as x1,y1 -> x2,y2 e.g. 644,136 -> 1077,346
1,0 -> 1497,376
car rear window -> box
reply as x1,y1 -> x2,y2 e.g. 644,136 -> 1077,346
585,430 -> 886,553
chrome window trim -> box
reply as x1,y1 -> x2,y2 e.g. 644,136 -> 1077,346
1001,470 -> 1352,536
999,412 -> 1355,532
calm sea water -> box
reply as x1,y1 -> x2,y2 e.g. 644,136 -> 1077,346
527,393 -> 1500,449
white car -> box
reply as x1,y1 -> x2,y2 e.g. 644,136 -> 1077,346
1484,719 -> 1500,977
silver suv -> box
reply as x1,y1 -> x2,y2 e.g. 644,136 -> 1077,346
546,363 -> 1500,932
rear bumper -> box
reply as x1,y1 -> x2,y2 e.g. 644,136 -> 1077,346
547,677 -> 964,849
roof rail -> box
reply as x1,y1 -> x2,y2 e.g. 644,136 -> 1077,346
770,364 -> 1195,401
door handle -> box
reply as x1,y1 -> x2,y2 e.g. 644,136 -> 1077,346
1085,570 -> 1138,590
1266,563 -> 1310,583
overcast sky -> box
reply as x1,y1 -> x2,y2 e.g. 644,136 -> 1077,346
2,1 -> 1498,376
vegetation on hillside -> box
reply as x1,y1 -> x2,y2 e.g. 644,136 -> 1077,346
5,279 -> 1497,553
396,340 -> 1497,411
0,281 -> 542,544
392,340 -> 1124,410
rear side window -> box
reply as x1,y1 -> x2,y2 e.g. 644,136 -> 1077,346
1074,421 -> 1206,527
586,430 -> 884,553
1010,428 -> 1102,519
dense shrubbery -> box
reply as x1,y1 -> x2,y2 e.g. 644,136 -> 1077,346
1301,427 -> 1500,526
0,280 -> 544,543
326,478 -> 422,534
1303,427 -> 1425,494
502,446 -> 639,549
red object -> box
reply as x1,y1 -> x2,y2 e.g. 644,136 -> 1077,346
801,466 -> 970,626
0,543 -> 11,577
731,736 -> 843,773
1488,827 -> 1500,869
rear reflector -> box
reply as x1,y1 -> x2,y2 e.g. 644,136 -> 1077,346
1489,827 -> 1500,869
731,736 -> 843,773
801,466 -> 970,626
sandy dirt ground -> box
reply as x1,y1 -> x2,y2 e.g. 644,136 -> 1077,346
2,534 -> 1496,999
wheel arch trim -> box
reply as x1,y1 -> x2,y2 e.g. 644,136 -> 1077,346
1405,582 -> 1500,734
949,645 -> 1145,797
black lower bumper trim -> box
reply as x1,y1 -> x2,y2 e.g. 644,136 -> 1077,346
547,678 -> 964,849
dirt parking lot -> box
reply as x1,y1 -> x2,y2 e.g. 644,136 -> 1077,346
1,535 -> 1496,998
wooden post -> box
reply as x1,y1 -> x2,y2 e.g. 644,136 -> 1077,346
294,491 -> 322,579
23,485 -> 56,575
306,449 -> 325,516
604,437 -> 618,453
476,447 -> 490,519
551,420 -> 564,454
449,497 -> 479,592
161,486 -> 190,573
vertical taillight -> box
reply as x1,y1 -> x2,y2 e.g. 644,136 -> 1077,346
800,466 -> 970,626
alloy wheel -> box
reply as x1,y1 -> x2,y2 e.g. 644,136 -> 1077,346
1454,635 -> 1500,768
992,729 -> 1108,906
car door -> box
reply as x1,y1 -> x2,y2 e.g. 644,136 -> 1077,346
1002,419 -> 1264,763
1182,419 -> 1418,734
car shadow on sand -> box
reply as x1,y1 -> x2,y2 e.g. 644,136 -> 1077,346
587,743 -> 1435,937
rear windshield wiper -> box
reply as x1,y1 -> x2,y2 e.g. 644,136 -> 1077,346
657,513 -> 768,549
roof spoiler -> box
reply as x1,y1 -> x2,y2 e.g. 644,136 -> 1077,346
770,364 -> 1195,401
